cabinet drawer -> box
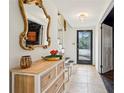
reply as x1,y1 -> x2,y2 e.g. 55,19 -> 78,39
41,68 -> 56,92
57,84 -> 64,93
57,62 -> 64,75
14,74 -> 34,93
45,74 -> 64,93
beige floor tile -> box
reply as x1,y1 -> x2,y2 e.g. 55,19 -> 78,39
87,83 -> 107,93
67,83 -> 87,93
88,78 -> 102,84
65,65 -> 107,93
71,77 -> 88,83
87,84 -> 96,93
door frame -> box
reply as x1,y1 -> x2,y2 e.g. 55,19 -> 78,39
77,30 -> 93,64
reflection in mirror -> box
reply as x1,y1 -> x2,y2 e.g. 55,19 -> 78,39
26,20 -> 43,46
18,0 -> 51,50
24,3 -> 48,47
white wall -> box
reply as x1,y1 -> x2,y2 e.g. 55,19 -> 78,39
64,24 -> 77,63
94,24 -> 101,72
9,0 -> 59,69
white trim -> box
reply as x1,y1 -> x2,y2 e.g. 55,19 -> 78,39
12,73 -> 15,93
12,72 -> 35,76
97,0 -> 114,25
35,75 -> 41,93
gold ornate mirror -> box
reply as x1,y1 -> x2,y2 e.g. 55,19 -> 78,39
19,0 -> 51,50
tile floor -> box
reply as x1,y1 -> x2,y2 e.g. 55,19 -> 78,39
65,65 -> 107,93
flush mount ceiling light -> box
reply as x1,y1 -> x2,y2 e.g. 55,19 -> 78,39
78,12 -> 88,21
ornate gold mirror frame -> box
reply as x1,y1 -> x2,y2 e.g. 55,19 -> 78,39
19,0 -> 51,50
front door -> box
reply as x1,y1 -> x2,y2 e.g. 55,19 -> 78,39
77,30 -> 92,64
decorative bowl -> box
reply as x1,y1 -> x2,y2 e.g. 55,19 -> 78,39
42,55 -> 62,61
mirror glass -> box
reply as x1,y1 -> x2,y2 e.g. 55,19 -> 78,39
24,3 -> 48,47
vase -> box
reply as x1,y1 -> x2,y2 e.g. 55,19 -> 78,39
20,55 -> 32,69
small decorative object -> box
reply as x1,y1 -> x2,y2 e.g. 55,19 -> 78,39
42,56 -> 60,61
50,49 -> 58,55
42,49 -> 63,61
20,55 -> 32,69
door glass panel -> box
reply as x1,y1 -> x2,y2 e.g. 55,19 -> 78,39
77,31 -> 92,64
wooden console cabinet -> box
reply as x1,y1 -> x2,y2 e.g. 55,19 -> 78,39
11,59 -> 65,93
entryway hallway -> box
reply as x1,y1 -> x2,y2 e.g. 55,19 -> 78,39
65,65 -> 107,93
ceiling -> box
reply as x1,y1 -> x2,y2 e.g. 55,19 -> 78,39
52,0 -> 112,28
